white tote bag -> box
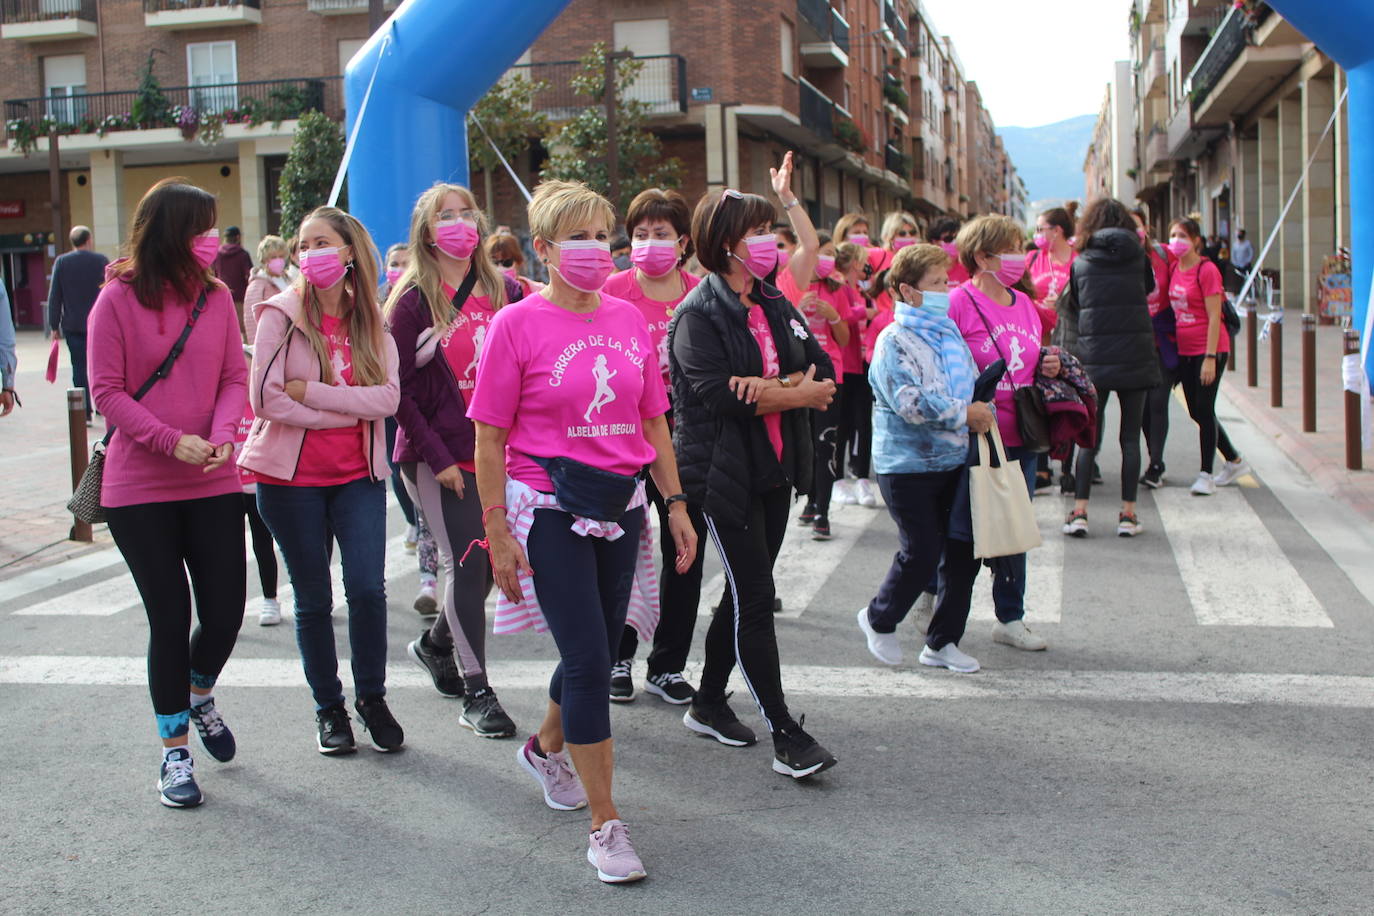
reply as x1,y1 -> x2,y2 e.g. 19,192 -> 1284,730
969,421 -> 1043,559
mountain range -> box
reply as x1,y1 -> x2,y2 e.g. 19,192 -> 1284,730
999,114 -> 1097,207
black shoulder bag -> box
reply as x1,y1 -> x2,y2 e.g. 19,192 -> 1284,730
970,298 -> 1051,454
67,291 -> 209,523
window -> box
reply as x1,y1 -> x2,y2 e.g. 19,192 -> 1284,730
614,19 -> 673,112
338,39 -> 365,76
187,41 -> 237,112
43,54 -> 87,123
844,82 -> 851,111
780,18 -> 795,79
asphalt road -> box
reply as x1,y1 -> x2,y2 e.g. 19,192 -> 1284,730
2,390 -> 1372,915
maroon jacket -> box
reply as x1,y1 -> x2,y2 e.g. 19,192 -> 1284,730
211,244 -> 253,303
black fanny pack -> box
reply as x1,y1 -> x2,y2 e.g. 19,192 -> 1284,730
532,455 -> 638,524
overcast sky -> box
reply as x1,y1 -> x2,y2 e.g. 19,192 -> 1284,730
920,0 -> 1135,129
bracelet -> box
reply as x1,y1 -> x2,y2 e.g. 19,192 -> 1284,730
778,373 -> 791,388
781,199 -> 799,210
665,493 -> 688,508
1204,353 -> 1217,359
481,504 -> 507,527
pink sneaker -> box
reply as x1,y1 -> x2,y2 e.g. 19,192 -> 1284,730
587,819 -> 646,883
516,736 -> 587,811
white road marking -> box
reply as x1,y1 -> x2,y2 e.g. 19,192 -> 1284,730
0,548 -> 123,605
1154,487 -> 1334,627
3,655 -> 1371,708
970,494 -> 1064,624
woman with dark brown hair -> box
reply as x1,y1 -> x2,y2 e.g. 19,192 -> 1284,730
89,177 -> 249,807
669,152 -> 839,778
485,231 -> 543,299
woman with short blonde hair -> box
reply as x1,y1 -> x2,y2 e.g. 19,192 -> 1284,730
243,234 -> 294,343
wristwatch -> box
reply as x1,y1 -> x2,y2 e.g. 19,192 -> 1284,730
665,493 -> 689,508
782,199 -> 799,210
778,374 -> 792,388
1204,353 -> 1217,359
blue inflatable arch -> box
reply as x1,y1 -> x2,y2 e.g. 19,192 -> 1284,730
342,0 -> 572,256
1267,0 -> 1374,378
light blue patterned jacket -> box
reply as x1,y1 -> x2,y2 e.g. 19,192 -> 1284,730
868,316 -> 976,475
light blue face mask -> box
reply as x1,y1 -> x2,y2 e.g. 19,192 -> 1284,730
918,289 -> 952,318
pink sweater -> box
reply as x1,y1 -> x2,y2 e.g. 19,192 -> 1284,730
88,268 -> 248,508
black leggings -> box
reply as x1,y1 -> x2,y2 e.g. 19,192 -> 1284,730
1075,388 -> 1147,503
244,493 -> 278,599
1143,354 -> 1181,470
809,384 -> 844,516
1179,354 -> 1239,474
701,486 -> 792,732
836,371 -> 872,479
106,493 -> 246,739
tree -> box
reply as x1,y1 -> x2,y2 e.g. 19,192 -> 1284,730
541,43 -> 682,215
468,74 -> 549,219
278,110 -> 346,240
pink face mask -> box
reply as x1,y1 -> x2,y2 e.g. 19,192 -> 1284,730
267,256 -> 287,275
939,241 -> 959,258
300,247 -> 348,289
385,268 -> 402,285
552,240 -> 615,292
192,231 -> 219,270
502,266 -> 518,281
986,252 -> 1028,287
891,236 -> 917,251
433,219 -> 478,260
736,233 -> 779,279
1033,233 -> 1050,250
777,248 -> 792,269
630,238 -> 679,278
848,233 -> 870,247
1167,238 -> 1194,258
815,254 -> 836,279
1136,228 -> 1148,242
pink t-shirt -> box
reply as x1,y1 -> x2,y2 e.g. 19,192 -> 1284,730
439,285 -> 496,473
1169,259 -> 1229,356
864,288 -> 895,362
602,267 -> 701,387
1029,248 -> 1075,305
258,312 -> 369,487
466,292 -> 670,492
948,282 -> 1043,448
841,287 -> 868,375
1145,245 -> 1173,317
746,304 -> 784,461
776,272 -> 854,373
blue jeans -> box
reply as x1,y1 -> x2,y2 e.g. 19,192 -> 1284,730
940,443 -> 1038,623
258,477 -> 388,709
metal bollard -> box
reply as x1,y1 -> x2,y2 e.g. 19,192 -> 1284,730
67,388 -> 92,542
1302,313 -> 1317,432
1270,311 -> 1284,408
1246,303 -> 1258,387
1345,330 -> 1363,471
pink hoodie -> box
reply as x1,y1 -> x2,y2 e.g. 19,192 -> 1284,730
237,286 -> 399,482
88,263 -> 248,508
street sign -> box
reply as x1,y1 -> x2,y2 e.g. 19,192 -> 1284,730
691,87 -> 713,102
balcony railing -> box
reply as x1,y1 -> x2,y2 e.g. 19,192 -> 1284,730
884,142 -> 911,179
1187,5 -> 1256,113
505,54 -> 688,120
797,0 -> 830,39
144,0 -> 260,9
883,1 -> 908,51
798,78 -> 835,142
4,77 -> 340,149
830,7 -> 849,54
307,0 -> 398,12
1,0 -> 96,22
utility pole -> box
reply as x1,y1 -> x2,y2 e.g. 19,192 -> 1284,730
604,50 -> 631,212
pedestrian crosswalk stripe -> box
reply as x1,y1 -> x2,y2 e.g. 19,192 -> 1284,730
2,655 -> 1370,708
1153,487 -> 1334,627
0,547 -> 123,606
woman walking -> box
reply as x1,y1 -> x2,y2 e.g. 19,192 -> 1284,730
239,206 -> 402,755
670,152 -> 839,778
1056,199 -> 1160,538
387,182 -> 520,737
469,180 -> 697,883
857,243 -> 994,672
1166,218 -> 1251,495
89,178 -> 249,807
1135,210 -> 1177,489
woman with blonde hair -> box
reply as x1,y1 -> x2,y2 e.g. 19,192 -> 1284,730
243,234 -> 295,344
386,182 -> 523,737
239,206 -> 402,755
469,179 -> 696,883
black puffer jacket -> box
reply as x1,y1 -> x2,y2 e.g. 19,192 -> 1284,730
669,272 -> 835,528
1058,228 -> 1160,391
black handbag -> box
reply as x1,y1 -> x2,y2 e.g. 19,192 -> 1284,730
970,302 -> 1051,453
531,455 -> 638,524
67,291 -> 209,523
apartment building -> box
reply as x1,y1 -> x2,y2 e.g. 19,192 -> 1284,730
0,0 -> 383,326
1084,61 -> 1138,205
1119,0 -> 1350,313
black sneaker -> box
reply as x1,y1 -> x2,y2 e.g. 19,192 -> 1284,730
407,633 -> 464,699
771,716 -> 837,779
1140,464 -> 1166,489
644,670 -> 695,705
812,515 -> 832,541
189,697 -> 236,763
157,748 -> 203,808
683,696 -> 757,747
460,687 -> 518,738
316,702 -> 357,756
773,597 -> 783,614
609,659 -> 636,702
1059,473 -> 1075,495
1034,471 -> 1054,495
354,696 -> 404,752
1092,462 -> 1104,485
797,503 -> 816,526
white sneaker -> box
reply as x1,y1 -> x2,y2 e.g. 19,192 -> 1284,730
258,597 -> 282,627
404,524 -> 418,554
854,478 -> 878,507
1190,471 -> 1216,496
919,642 -> 980,673
857,607 -> 902,665
833,480 -> 856,505
913,592 -> 935,636
992,619 -> 1048,651
413,581 -> 439,617
1212,457 -> 1251,487
1062,511 -> 1088,537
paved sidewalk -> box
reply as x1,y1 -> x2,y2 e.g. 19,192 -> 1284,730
1224,317 -> 1374,525
0,330 -> 112,577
